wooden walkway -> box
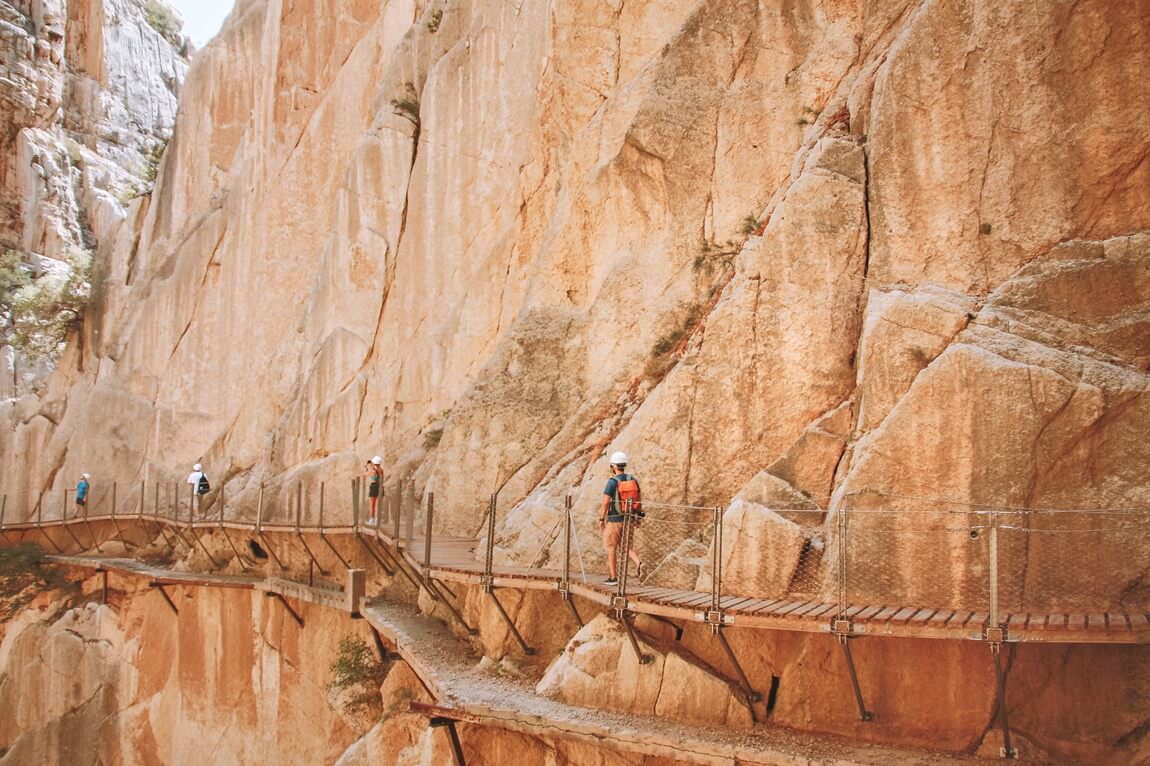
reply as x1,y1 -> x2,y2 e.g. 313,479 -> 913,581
3,513 -> 1148,645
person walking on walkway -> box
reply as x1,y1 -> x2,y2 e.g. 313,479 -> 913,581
73,473 -> 90,517
599,451 -> 644,585
186,463 -> 209,517
366,455 -> 384,526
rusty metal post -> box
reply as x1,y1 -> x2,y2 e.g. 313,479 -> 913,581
562,495 -> 572,587
351,477 -> 359,527
392,481 -> 401,540
423,492 -> 435,570
991,642 -> 1017,758
61,487 -> 68,522
140,480 -> 145,520
0,495 -> 9,545
712,506 -> 722,615
36,491 -> 43,528
112,482 -> 117,519
404,480 -> 415,543
319,481 -> 325,530
483,493 -> 496,591
219,482 -> 226,527
295,483 -> 302,532
257,484 -> 265,532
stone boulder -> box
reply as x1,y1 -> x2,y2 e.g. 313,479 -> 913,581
536,614 -> 753,729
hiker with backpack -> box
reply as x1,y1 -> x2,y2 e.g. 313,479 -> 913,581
598,451 -> 645,586
186,462 -> 210,516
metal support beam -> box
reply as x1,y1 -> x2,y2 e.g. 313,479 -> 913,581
101,569 -> 108,604
39,526 -> 65,554
561,589 -> 584,627
266,592 -> 304,626
259,532 -> 288,571
319,530 -> 349,569
837,634 -> 873,721
429,717 -> 467,766
423,576 -> 478,635
355,531 -> 395,576
618,614 -> 653,665
294,532 -> 329,575
991,642 -> 1018,759
150,582 -> 179,614
220,527 -> 250,571
714,626 -> 763,709
487,590 -> 536,655
187,525 -> 221,567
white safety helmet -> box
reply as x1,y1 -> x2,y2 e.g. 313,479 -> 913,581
609,451 -> 628,467
193,463 -> 202,471
371,455 -> 382,465
82,473 -> 90,479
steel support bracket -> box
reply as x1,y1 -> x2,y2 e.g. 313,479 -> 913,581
266,591 -> 304,626
985,625 -> 1007,643
832,618 -> 854,636
695,610 -> 735,626
611,595 -> 629,611
479,574 -> 494,594
149,582 -> 179,615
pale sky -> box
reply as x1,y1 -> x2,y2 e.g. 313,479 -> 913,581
167,0 -> 235,47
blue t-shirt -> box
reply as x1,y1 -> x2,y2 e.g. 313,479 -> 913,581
602,473 -> 638,521
76,479 -> 89,501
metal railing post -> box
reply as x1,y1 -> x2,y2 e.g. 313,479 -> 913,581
295,484 -> 302,532
423,492 -> 435,570
712,505 -> 722,616
484,493 -> 496,590
562,495 -> 572,586
351,477 -> 359,527
989,508 -> 1000,630
319,482 -> 326,531
257,484 -> 264,531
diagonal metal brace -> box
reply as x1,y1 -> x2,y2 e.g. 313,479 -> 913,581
837,632 -> 873,721
714,626 -> 763,707
618,614 -> 653,665
266,592 -> 304,626
487,590 -> 536,655
149,582 -> 179,615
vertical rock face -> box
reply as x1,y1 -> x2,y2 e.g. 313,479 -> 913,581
0,0 -> 187,395
1,0 -> 1149,759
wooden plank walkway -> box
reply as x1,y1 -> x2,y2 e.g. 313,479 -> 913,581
10,515 -> 1150,646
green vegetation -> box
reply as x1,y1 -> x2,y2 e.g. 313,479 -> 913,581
1,248 -> 92,362
647,302 -> 703,379
328,634 -> 390,715
423,427 -> 444,450
144,0 -> 183,47
427,9 -> 443,33
391,82 -> 421,125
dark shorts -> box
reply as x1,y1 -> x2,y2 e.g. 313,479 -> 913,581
369,485 -> 380,498
76,497 -> 86,506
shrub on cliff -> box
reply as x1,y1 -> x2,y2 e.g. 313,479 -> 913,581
328,634 -> 390,716
0,543 -> 65,620
7,248 -> 92,362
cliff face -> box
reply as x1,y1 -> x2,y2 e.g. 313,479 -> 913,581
0,0 -> 186,395
1,0 -> 1149,758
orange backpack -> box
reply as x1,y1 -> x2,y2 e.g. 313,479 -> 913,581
615,474 -> 643,516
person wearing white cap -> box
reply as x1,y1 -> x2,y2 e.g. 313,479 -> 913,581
73,473 -> 91,517
365,455 -> 384,526
186,463 -> 209,516
598,451 -> 644,586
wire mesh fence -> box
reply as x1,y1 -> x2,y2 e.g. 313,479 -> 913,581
4,475 -> 1149,620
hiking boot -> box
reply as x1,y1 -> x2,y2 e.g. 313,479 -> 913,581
604,577 -> 618,586
636,561 -> 645,579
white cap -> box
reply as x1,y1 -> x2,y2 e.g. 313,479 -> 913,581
609,451 -> 628,466
372,455 -> 382,465
82,473 -> 90,479
193,463 -> 202,471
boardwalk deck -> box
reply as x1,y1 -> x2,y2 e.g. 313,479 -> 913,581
9,517 -> 1148,646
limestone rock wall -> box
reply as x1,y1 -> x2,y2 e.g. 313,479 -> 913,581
0,0 -> 187,396
0,0 -> 1149,756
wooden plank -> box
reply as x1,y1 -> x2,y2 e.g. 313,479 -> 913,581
966,612 -> 988,629
1109,613 -> 1130,631
772,600 -> 815,617
802,602 -> 838,620
927,610 -> 954,626
873,606 -> 901,623
719,596 -> 758,611
728,598 -> 775,614
890,607 -> 919,624
674,593 -> 716,608
909,609 -> 938,625
791,601 -> 834,619
853,605 -> 884,621
1127,612 -> 1150,631
1046,613 -> 1067,630
1066,613 -> 1086,630
745,599 -> 786,615
1086,613 -> 1109,631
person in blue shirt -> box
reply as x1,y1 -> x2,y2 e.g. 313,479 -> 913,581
598,452 -> 644,585
73,473 -> 90,517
